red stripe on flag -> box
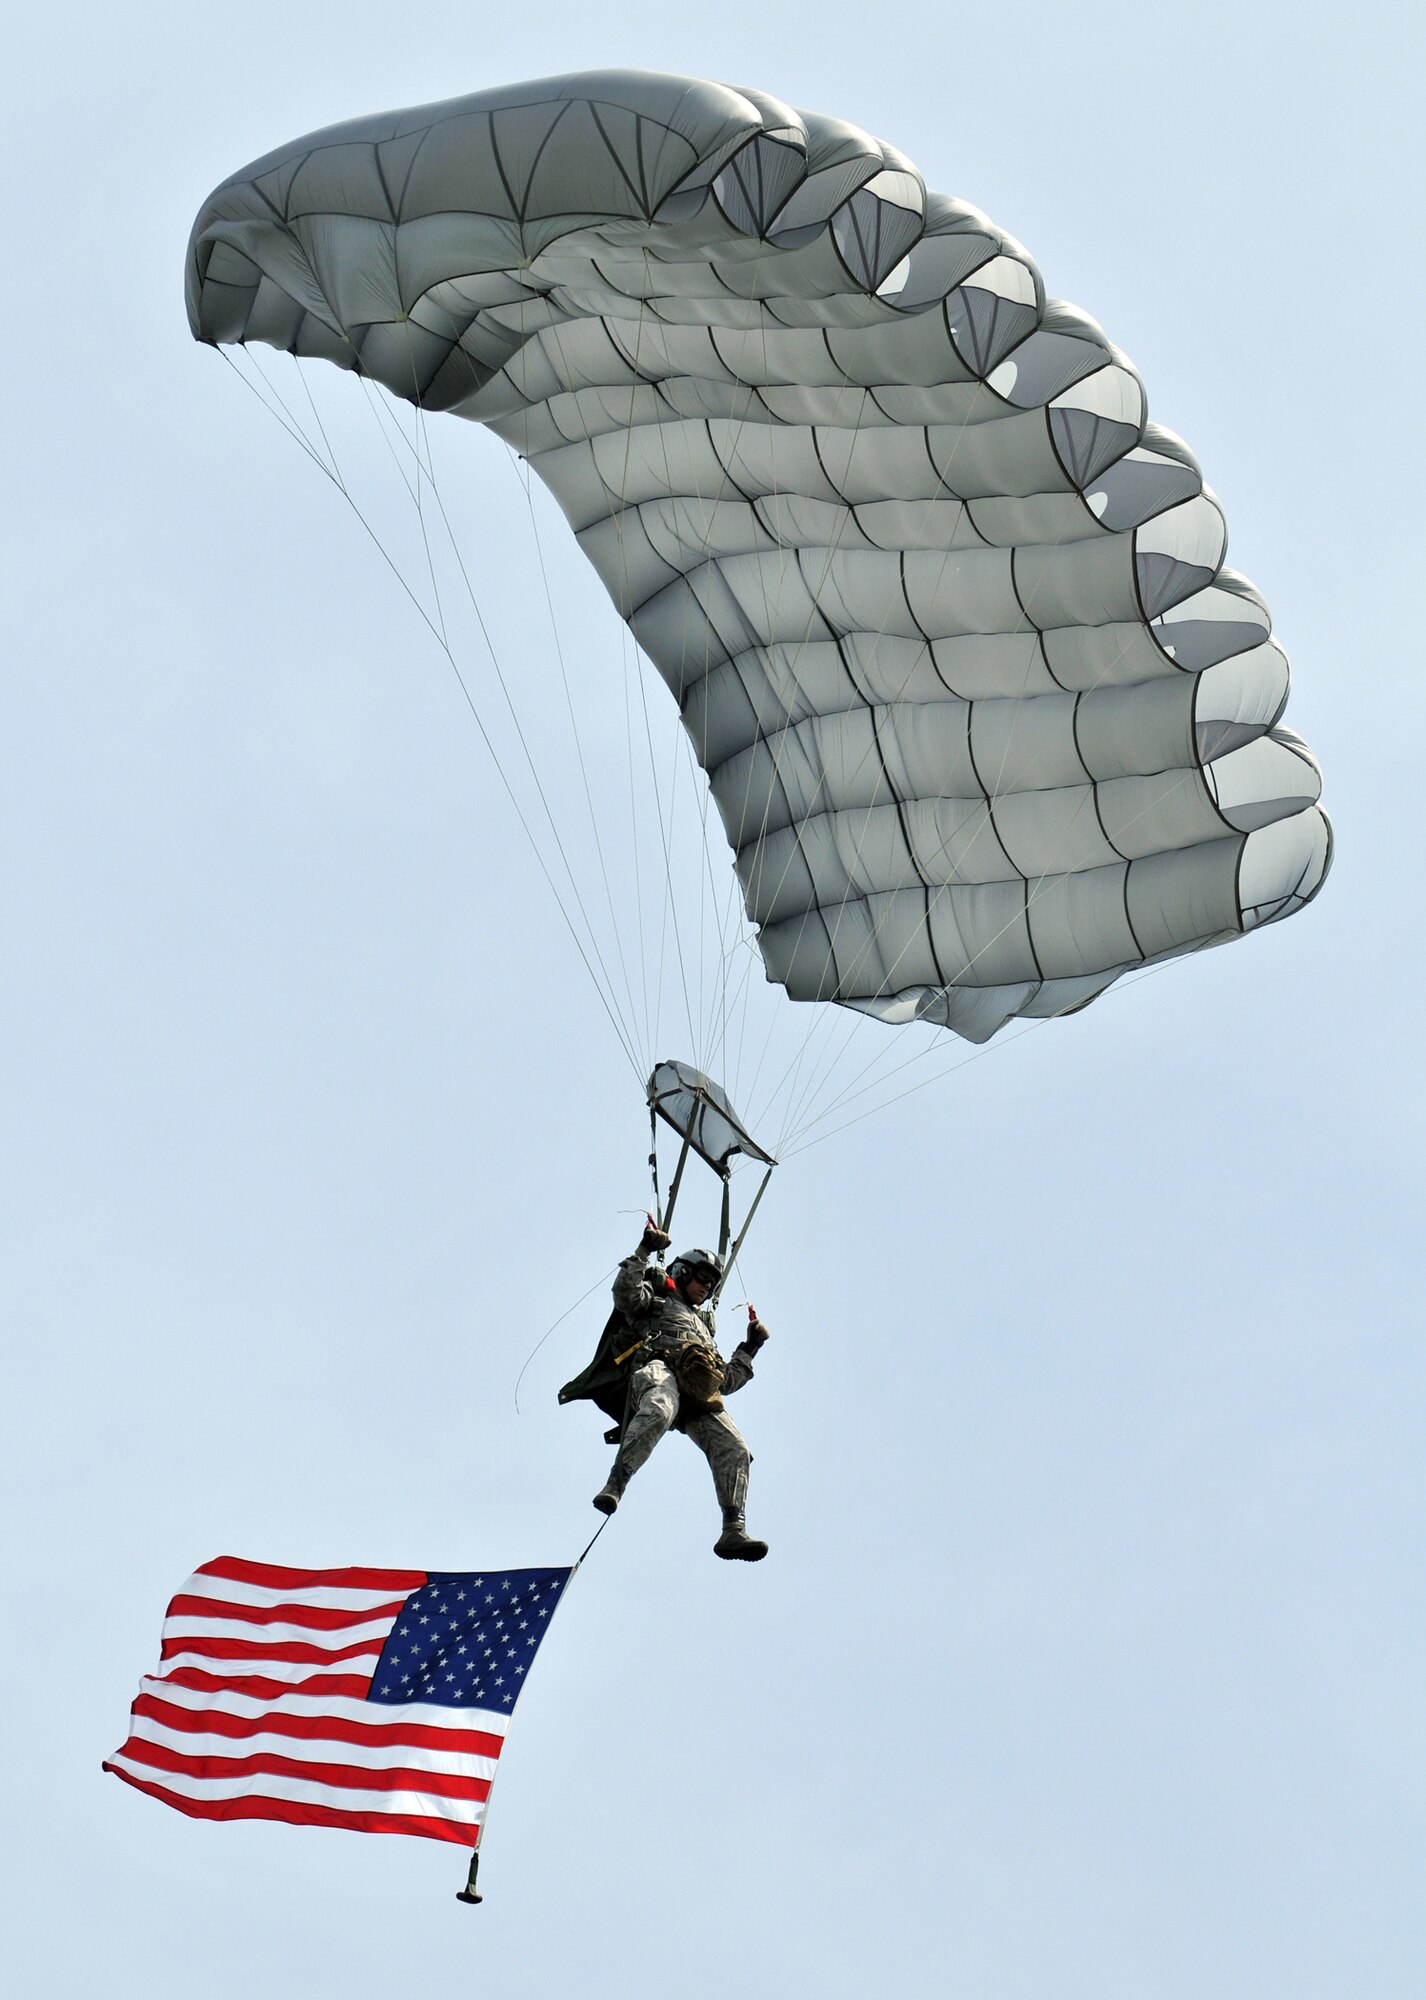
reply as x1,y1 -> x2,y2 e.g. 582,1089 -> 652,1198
195,1557 -> 426,1594
161,1668 -> 376,1701
161,1633 -> 384,1667
102,1763 -> 475,1846
133,1693 -> 505,1760
114,1735 -> 491,1804
167,1593 -> 407,1632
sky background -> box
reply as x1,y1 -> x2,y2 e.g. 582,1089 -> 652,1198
5,4 -> 1422,1995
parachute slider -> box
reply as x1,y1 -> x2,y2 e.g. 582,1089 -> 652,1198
647,1060 -> 777,1176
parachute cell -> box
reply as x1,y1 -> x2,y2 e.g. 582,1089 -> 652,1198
188,70 -> 1330,1043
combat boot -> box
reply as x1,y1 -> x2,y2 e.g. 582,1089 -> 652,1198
714,1507 -> 768,1561
592,1468 -> 626,1515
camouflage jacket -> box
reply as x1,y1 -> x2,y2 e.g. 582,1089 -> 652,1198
611,1254 -> 755,1394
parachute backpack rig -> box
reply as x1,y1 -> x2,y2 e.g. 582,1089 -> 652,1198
557,1058 -> 777,1436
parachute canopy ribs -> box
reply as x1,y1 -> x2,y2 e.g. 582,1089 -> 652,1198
188,70 -> 1331,1046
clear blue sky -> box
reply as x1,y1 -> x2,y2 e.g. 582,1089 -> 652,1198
5,5 -> 1421,1995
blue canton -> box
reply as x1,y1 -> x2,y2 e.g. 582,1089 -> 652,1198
366,1566 -> 572,1711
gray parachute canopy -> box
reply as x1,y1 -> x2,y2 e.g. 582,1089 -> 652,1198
188,70 -> 1330,1044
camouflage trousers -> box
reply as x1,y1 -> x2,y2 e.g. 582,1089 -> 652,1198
611,1358 -> 751,1513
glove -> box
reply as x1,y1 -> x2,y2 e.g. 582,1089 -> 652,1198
742,1309 -> 770,1355
639,1223 -> 672,1257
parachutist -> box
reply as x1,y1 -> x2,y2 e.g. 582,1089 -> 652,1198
570,1230 -> 771,1561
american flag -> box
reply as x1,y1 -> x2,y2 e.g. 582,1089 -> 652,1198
104,1556 -> 573,1847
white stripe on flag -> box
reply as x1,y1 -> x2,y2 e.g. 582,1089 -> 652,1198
162,1612 -> 397,1648
182,1577 -> 409,1614
105,1749 -> 483,1825
126,1717 -> 500,1783
158,1648 -> 382,1684
133,1676 -> 509,1737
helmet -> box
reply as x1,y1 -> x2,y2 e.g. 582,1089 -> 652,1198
670,1247 -> 724,1289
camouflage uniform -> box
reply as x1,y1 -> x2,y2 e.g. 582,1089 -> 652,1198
607,1253 -> 757,1511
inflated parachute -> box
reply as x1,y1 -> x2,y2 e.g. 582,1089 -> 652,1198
188,70 -> 1330,1045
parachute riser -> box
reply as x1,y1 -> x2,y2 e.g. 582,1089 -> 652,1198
651,1087 -> 770,1279
656,1088 -> 703,1239
711,1164 -> 775,1307
644,1060 -> 777,1296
